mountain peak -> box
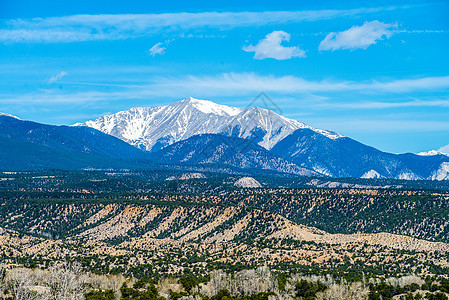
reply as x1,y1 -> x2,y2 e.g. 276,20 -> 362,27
76,97 -> 343,151
0,112 -> 21,120
175,97 -> 242,116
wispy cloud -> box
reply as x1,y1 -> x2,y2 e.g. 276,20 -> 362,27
307,118 -> 449,132
147,39 -> 172,56
0,7 -> 400,43
319,20 -> 396,51
47,71 -> 68,83
148,73 -> 449,95
148,42 -> 166,56
396,29 -> 448,34
315,98 -> 449,110
439,144 -> 449,153
243,31 -> 306,60
3,73 -> 449,106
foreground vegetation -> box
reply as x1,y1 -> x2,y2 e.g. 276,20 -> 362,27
1,264 -> 449,300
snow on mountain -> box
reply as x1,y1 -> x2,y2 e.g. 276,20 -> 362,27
361,170 -> 382,179
0,112 -> 21,120
75,97 -> 341,151
188,98 -> 241,116
397,172 -> 422,180
431,162 -> 449,180
417,150 -> 449,157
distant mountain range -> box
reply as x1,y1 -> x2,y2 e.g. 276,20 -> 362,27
0,113 -> 151,170
1,98 -> 449,180
271,128 -> 449,180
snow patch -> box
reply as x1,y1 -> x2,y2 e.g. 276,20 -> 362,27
397,172 -> 421,180
0,112 -> 21,120
312,128 -> 342,140
312,165 -> 333,177
431,162 -> 449,180
417,150 -> 449,157
361,170 -> 382,179
184,97 -> 242,116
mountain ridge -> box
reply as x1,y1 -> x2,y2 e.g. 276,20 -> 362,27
271,128 -> 449,179
151,133 -> 317,176
0,114 -> 152,170
2,97 -> 449,180
75,97 -> 342,152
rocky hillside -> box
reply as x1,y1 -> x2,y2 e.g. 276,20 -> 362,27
1,199 -> 449,278
209,188 -> 449,243
234,177 -> 262,188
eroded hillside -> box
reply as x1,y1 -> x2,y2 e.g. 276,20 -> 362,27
1,199 -> 449,278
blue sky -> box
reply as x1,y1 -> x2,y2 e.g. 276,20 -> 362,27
1,0 -> 449,153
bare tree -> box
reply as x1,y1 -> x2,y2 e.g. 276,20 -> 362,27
46,262 -> 88,300
0,266 -> 5,298
5,269 -> 40,300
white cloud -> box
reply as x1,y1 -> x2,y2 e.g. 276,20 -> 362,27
439,144 -> 449,154
148,42 -> 166,56
6,73 -> 448,106
319,20 -> 396,51
48,71 -> 68,83
367,76 -> 449,92
243,31 -> 306,60
305,118 -> 449,133
147,39 -> 172,56
149,73 -> 449,95
314,98 -> 449,110
0,7 -> 400,43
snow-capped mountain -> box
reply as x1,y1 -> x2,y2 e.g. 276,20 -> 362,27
75,97 -> 341,151
73,97 -> 449,180
1,105 -> 449,180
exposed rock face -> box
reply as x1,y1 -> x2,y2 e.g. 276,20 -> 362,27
3,203 -> 449,254
234,177 -> 262,188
